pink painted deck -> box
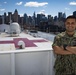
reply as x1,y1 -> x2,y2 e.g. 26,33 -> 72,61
0,38 -> 48,48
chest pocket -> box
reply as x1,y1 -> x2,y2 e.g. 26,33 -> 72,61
60,37 -> 71,46
71,38 -> 76,46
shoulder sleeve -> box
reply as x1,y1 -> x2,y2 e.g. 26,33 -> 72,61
52,35 -> 61,47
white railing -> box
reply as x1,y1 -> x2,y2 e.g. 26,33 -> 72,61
0,49 -> 55,75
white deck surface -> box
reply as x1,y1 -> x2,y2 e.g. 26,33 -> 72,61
0,32 -> 53,52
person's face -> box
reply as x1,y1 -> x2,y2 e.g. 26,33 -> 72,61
65,18 -> 76,32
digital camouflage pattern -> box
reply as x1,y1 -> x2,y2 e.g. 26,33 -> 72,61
52,31 -> 76,75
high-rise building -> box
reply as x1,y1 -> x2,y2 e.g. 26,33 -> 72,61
0,15 -> 2,24
8,12 -> 12,24
4,12 -> 7,24
58,12 -> 63,19
37,14 -> 41,25
37,14 -> 46,25
48,15 -> 51,20
23,13 -> 28,25
54,16 -> 58,21
33,12 -> 36,26
63,12 -> 66,18
13,9 -> 18,22
73,11 -> 76,17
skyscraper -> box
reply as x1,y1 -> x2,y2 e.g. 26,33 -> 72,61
63,12 -> 66,18
73,11 -> 76,17
13,9 -> 18,22
8,12 -> 12,24
58,12 -> 63,19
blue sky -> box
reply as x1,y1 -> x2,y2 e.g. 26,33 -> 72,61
0,0 -> 76,17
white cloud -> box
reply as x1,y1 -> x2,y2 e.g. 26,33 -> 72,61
37,10 -> 48,16
4,2 -> 7,4
65,8 -> 70,10
69,1 -> 76,5
0,9 -> 5,11
24,1 -> 48,7
16,2 -> 23,5
38,10 -> 45,14
20,14 -> 23,17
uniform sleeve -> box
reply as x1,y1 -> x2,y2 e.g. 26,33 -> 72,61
52,36 -> 60,47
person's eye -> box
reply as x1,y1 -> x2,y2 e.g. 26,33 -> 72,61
66,22 -> 70,25
71,22 -> 75,25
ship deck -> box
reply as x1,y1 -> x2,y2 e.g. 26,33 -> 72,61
0,31 -> 53,52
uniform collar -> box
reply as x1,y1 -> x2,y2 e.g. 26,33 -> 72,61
64,31 -> 76,37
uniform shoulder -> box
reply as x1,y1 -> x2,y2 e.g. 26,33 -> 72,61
55,32 -> 65,39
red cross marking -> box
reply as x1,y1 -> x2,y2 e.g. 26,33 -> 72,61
0,38 -> 48,48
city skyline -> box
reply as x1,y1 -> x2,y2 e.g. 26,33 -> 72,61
0,0 -> 76,17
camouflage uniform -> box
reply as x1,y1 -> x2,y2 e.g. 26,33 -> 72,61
52,31 -> 76,75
